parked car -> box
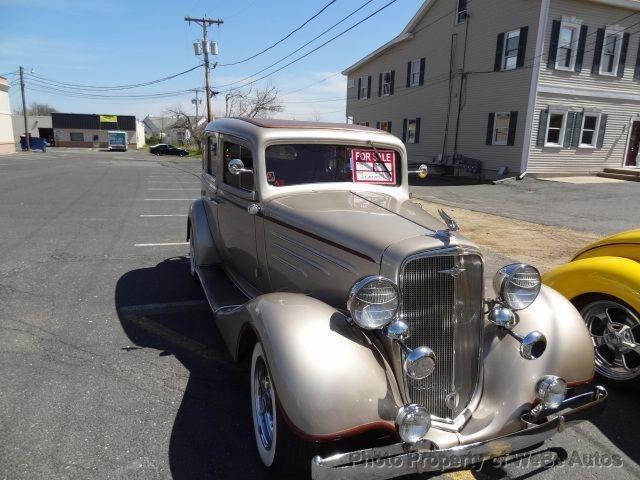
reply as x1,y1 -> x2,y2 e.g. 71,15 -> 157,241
19,136 -> 48,152
149,143 -> 188,156
543,229 -> 640,387
187,118 -> 606,478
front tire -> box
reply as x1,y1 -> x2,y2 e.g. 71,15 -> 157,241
250,342 -> 311,474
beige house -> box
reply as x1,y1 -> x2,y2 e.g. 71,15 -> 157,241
343,0 -> 640,178
0,76 -> 15,154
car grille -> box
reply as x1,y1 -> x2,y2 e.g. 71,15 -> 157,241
399,251 -> 483,421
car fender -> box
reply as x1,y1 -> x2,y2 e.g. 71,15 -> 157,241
216,292 -> 403,440
542,256 -> 640,313
187,199 -> 221,266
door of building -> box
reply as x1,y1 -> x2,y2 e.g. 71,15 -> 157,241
625,121 -> 640,167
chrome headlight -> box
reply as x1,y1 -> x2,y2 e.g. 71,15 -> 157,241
404,346 -> 436,380
493,264 -> 541,310
395,404 -> 431,444
535,375 -> 567,409
347,276 -> 399,330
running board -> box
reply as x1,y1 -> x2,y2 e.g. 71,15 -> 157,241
197,266 -> 248,314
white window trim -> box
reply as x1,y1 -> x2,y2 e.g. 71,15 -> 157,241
578,112 -> 601,149
544,110 -> 568,147
502,29 -> 521,71
382,71 -> 392,96
456,0 -> 467,24
359,75 -> 369,99
599,25 -> 624,77
406,118 -> 417,143
410,60 -> 421,87
555,16 -> 582,72
492,112 -> 511,145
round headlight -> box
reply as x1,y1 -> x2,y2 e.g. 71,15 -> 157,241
535,375 -> 567,409
347,276 -> 399,330
493,264 -> 541,310
396,404 -> 431,444
404,346 -> 436,380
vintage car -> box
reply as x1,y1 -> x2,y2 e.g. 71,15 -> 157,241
186,118 -> 606,479
543,229 -> 640,387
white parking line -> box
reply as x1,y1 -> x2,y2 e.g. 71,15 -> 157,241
143,198 -> 194,201
134,242 -> 189,247
140,214 -> 188,217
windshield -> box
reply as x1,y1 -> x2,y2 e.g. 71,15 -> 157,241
264,144 -> 401,187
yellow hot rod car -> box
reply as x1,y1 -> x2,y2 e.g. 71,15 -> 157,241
543,229 -> 640,386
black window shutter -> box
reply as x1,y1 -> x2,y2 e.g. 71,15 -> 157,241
507,111 -> 518,146
388,121 -> 392,133
597,114 -> 608,148
376,121 -> 380,129
367,76 -> 371,99
414,118 -> 421,143
618,33 -> 630,78
536,110 -> 549,147
357,78 -> 362,99
486,113 -> 495,145
406,61 -> 411,87
635,39 -> 640,79
575,25 -> 588,72
402,119 -> 408,142
563,112 -> 576,148
390,70 -> 395,94
517,26 -> 528,68
494,33 -> 505,71
547,20 -> 561,69
419,58 -> 425,86
592,28 -> 605,74
571,112 -> 584,148
378,73 -> 383,96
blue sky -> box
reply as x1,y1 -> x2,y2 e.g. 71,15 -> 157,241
0,0 -> 423,121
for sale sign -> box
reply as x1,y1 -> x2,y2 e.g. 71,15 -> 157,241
351,149 -> 397,184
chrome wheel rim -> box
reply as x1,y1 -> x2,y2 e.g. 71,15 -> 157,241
253,357 -> 275,450
582,300 -> 640,381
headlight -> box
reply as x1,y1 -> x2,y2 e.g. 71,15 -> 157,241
535,375 -> 567,409
404,346 -> 436,380
493,263 -> 541,310
347,276 -> 399,330
395,404 -> 431,444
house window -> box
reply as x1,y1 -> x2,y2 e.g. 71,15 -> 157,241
410,59 -> 421,86
492,113 -> 511,145
502,30 -> 521,70
456,0 -> 467,24
556,19 -> 581,70
348,78 -> 355,88
70,132 -> 84,142
378,121 -> 391,132
382,71 -> 392,96
405,119 -> 418,143
600,28 -> 622,75
545,112 -> 567,146
357,121 -> 370,127
579,114 -> 601,148
359,75 -> 370,99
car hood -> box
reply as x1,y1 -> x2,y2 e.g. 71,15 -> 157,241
262,190 -> 472,264
572,228 -> 640,261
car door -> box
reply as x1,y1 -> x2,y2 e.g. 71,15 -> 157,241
216,135 -> 260,291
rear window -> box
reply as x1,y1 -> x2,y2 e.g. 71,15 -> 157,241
264,144 -> 401,187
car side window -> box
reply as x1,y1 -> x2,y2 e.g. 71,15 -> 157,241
207,134 -> 219,176
223,139 -> 254,191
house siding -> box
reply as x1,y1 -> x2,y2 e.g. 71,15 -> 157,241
528,0 -> 640,173
345,0 -> 542,178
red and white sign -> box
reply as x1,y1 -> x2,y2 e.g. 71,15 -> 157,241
351,149 -> 396,184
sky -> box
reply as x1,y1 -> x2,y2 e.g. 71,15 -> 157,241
0,0 -> 423,122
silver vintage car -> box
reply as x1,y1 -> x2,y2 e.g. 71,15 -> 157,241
187,117 -> 606,479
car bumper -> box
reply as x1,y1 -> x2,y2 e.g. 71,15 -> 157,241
311,385 -> 607,480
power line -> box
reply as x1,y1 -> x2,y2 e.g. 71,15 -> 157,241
219,0 -> 338,66
24,79 -> 198,99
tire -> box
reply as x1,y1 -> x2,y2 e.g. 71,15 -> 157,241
188,228 -> 197,278
250,342 -> 312,475
577,295 -> 640,388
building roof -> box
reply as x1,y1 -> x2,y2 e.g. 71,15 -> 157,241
143,115 -> 205,132
52,113 -> 136,131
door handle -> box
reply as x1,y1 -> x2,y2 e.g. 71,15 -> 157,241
207,196 -> 222,204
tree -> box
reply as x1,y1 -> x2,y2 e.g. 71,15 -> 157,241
165,106 -> 206,152
15,102 -> 58,116
224,84 -> 283,118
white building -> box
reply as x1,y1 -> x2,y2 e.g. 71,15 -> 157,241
0,76 -> 15,154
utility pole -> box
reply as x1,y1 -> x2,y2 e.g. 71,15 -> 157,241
191,89 -> 201,122
185,16 -> 223,123
19,66 -> 29,151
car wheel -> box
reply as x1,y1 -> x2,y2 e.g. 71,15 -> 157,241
250,342 -> 311,474
579,297 -> 640,386
188,228 -> 196,277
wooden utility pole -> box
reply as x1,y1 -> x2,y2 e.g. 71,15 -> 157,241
19,66 -> 29,151
185,16 -> 223,123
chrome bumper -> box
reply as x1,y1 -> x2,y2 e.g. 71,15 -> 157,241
312,385 -> 607,480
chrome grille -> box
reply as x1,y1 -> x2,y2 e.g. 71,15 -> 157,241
400,251 -> 483,421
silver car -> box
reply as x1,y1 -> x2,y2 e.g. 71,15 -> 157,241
187,117 -> 606,479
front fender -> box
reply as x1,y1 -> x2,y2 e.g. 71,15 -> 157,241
216,293 -> 402,440
187,199 -> 221,266
543,256 -> 640,312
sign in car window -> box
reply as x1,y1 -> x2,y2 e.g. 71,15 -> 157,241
351,149 -> 396,184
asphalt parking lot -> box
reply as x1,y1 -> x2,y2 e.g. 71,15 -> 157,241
0,148 -> 639,480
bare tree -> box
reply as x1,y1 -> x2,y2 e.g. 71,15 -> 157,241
165,106 -> 206,152
15,102 -> 58,115
224,84 -> 283,118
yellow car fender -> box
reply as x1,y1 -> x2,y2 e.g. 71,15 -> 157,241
542,256 -> 640,313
